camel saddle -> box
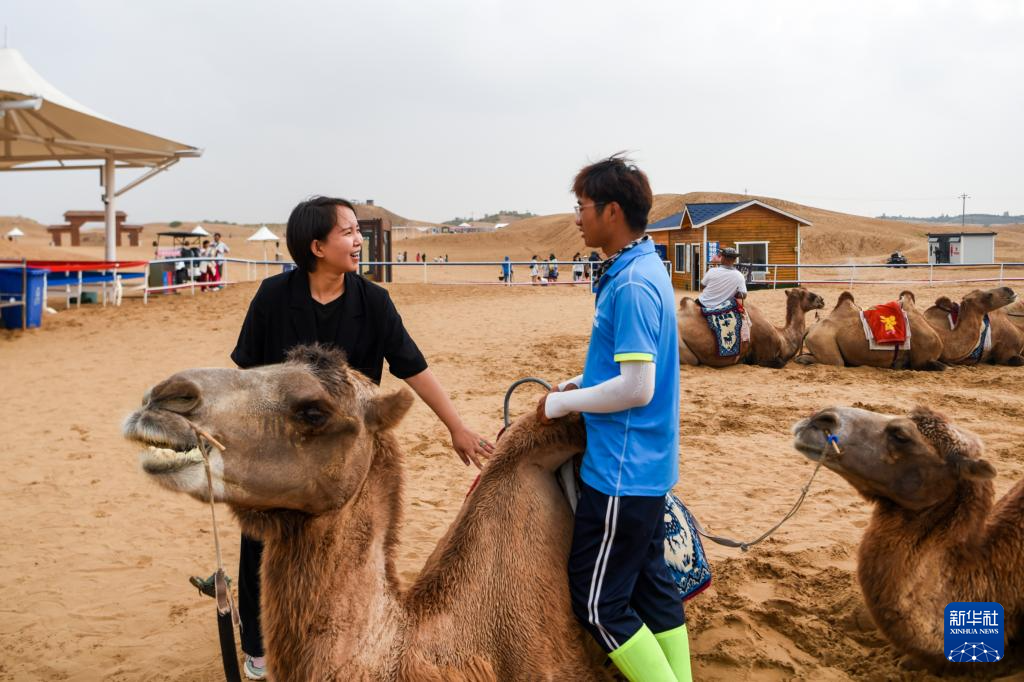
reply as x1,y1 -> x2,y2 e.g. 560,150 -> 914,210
697,298 -> 746,357
859,301 -> 911,350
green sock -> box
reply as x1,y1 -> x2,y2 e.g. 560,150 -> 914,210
654,624 -> 693,682
607,624 -> 677,682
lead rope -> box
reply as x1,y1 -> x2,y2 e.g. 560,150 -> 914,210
502,379 -> 841,551
692,432 -> 842,551
189,423 -> 243,682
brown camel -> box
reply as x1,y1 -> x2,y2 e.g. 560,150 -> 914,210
743,287 -> 826,368
797,290 -> 945,370
678,297 -> 750,367
123,345 -> 609,681
922,287 -> 1018,365
792,406 -> 1024,671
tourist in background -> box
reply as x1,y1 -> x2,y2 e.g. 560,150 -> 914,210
502,255 -> 514,285
547,253 -> 559,282
530,255 -> 540,285
573,252 -> 584,282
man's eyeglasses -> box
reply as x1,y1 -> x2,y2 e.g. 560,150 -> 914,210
574,202 -> 605,219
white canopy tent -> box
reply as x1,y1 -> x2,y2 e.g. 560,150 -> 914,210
5,226 -> 24,239
191,224 -> 211,237
0,48 -> 201,260
247,225 -> 280,273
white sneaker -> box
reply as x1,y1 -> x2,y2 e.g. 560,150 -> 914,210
243,655 -> 266,680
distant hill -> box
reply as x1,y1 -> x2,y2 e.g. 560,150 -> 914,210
442,210 -> 536,227
393,192 -> 1024,264
880,213 -> 1024,226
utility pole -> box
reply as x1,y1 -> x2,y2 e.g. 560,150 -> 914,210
959,193 -> 970,227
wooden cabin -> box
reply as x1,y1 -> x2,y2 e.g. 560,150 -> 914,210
647,200 -> 811,290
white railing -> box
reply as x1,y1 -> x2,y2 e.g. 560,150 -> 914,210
739,262 -> 1024,289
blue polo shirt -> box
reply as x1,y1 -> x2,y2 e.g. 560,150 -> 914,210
580,239 -> 680,497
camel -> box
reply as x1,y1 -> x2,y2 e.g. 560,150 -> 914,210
123,344 -> 610,681
743,287 -> 826,368
792,405 -> 1024,671
922,287 -> 1018,365
796,290 -> 945,370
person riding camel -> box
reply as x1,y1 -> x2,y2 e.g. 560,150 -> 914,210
698,247 -> 746,310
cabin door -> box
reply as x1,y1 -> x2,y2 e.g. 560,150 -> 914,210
690,244 -> 702,289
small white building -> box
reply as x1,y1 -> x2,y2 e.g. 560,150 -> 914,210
927,232 -> 996,265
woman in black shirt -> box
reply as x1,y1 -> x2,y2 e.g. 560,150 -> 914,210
202,196 -> 493,680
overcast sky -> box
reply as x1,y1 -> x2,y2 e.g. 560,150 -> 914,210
3,0 -> 1023,225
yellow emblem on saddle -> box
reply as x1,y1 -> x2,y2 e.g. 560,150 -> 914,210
880,315 -> 898,333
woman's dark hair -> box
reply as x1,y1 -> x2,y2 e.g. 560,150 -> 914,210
571,153 -> 653,232
286,196 -> 356,272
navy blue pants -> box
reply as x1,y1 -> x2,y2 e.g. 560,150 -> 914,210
569,481 -> 685,653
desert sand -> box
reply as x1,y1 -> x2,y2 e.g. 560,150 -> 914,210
2,203 -> 1024,680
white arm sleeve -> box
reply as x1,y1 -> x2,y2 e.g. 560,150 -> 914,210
557,374 -> 583,391
545,362 -> 655,419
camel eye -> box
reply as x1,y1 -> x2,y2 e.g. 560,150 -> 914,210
888,428 -> 912,444
293,401 -> 331,428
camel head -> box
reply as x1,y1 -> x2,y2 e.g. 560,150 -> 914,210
960,287 -> 1016,313
785,287 -> 825,312
123,344 -> 413,518
791,406 -> 995,510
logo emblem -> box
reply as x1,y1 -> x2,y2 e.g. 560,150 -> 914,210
944,602 -> 1004,662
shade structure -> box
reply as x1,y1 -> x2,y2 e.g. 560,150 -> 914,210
5,227 -> 24,239
247,225 -> 280,242
191,225 -> 211,237
248,225 -> 281,274
0,48 -> 201,259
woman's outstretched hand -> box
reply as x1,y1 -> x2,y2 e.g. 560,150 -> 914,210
451,425 -> 493,469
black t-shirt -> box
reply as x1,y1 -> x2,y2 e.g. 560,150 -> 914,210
231,269 -> 427,385
313,293 -> 345,345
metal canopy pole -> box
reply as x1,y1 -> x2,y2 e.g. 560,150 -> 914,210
103,157 -> 116,261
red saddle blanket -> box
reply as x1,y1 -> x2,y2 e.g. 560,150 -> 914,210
863,301 -> 907,344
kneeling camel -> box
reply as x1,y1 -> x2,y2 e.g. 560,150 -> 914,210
124,345 -> 610,681
797,291 -> 945,370
925,287 -> 1023,366
678,287 -> 825,368
792,406 -> 1024,671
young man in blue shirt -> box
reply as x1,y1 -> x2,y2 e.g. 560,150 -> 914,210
537,156 -> 690,682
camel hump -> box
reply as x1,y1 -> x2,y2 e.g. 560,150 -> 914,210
899,290 -> 916,304
836,291 -> 855,308
934,296 -> 956,313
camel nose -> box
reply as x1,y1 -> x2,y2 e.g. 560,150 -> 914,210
148,376 -> 202,415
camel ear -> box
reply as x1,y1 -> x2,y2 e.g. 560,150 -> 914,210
957,457 -> 996,481
365,388 -> 414,432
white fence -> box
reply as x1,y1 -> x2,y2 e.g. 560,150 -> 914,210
745,262 -> 1024,289
132,257 -> 1024,304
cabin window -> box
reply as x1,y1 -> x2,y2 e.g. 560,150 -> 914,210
674,243 -> 689,273
735,241 -> 769,282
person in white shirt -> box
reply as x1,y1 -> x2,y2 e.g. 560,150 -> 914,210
212,232 -> 230,283
698,247 -> 747,309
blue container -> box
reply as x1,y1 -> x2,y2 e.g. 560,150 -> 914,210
0,267 -> 47,329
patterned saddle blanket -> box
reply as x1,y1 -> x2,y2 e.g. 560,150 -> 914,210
557,457 -> 712,601
698,299 -> 745,357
